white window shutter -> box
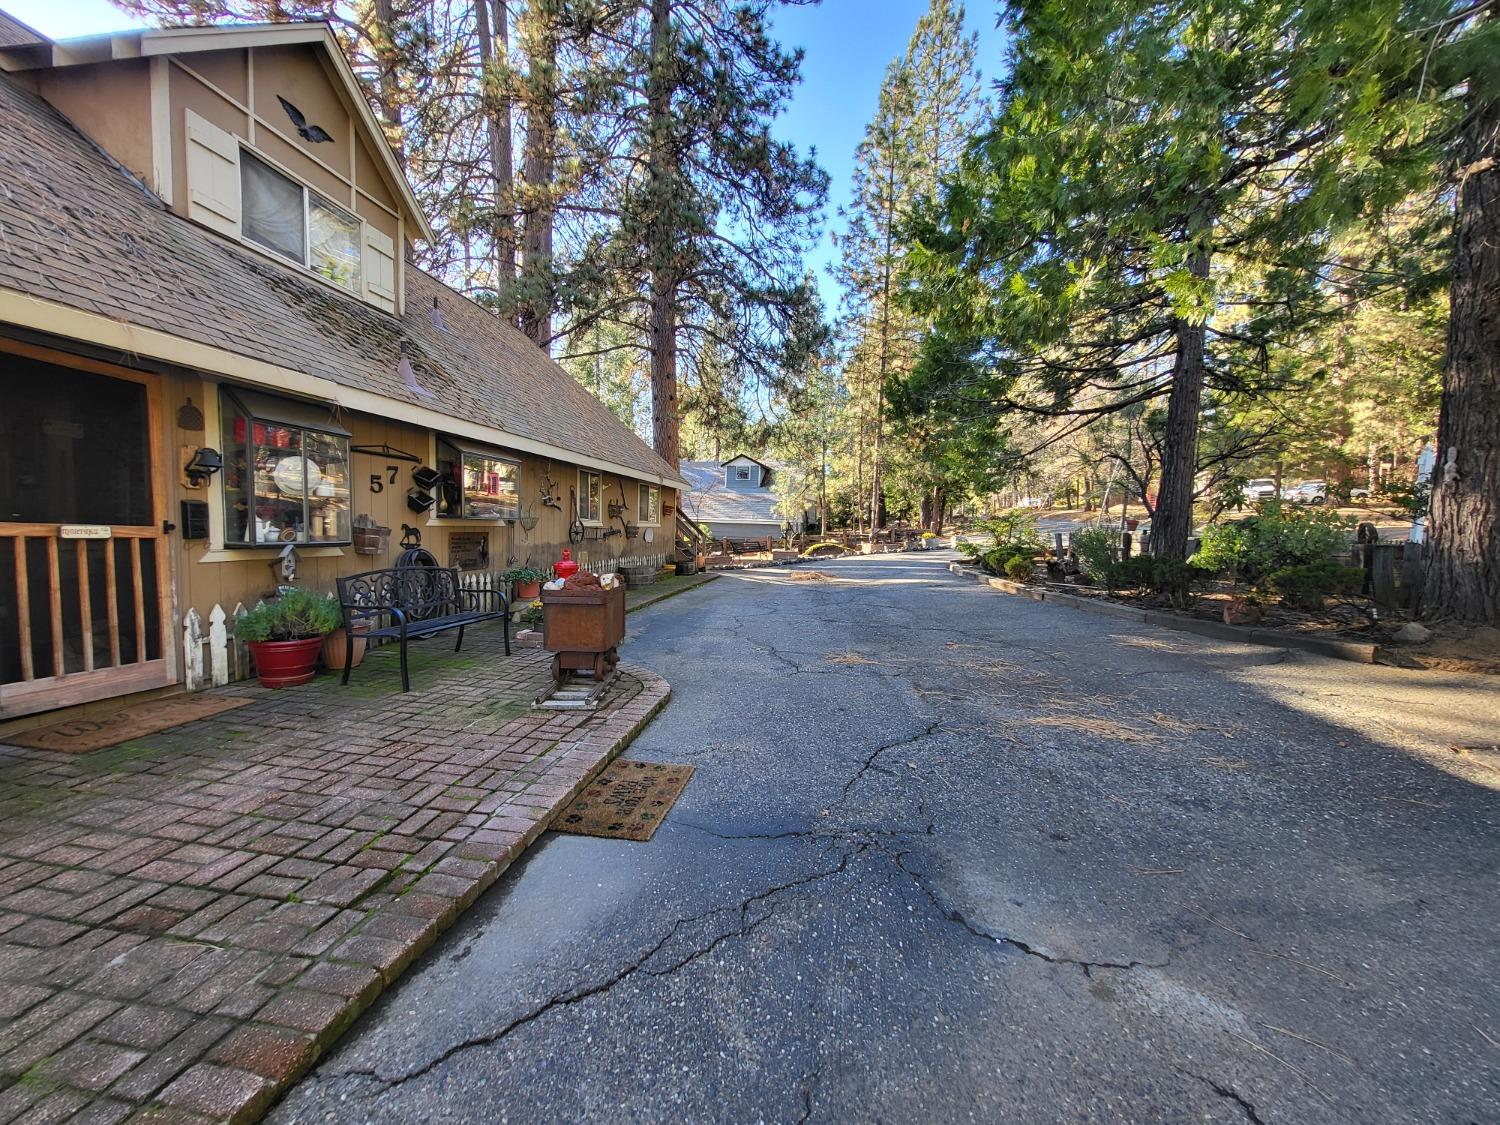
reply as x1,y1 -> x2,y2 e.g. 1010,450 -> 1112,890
362,225 -> 397,312
184,109 -> 240,235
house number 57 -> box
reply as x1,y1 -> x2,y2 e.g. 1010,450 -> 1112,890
369,466 -> 398,493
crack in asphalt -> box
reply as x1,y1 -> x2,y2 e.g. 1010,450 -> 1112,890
321,844 -> 870,1096
1187,1072 -> 1267,1125
838,719 -> 946,801
885,846 -> 1169,977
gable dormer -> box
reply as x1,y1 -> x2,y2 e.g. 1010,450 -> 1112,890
0,21 -> 429,316
723,455 -> 770,490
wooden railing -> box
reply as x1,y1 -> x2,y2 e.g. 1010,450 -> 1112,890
2,525 -> 162,687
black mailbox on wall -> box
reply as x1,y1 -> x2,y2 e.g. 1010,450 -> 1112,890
180,499 -> 210,540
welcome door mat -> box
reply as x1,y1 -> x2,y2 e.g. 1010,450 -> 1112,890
6,695 -> 253,753
553,759 -> 695,841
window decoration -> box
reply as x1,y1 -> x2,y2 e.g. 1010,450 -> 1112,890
240,151 -> 361,294
639,483 -> 661,525
435,438 -> 520,520
220,387 -> 351,546
578,470 -> 601,523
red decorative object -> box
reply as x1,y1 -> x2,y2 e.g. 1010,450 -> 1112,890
247,637 -> 324,688
555,548 -> 579,581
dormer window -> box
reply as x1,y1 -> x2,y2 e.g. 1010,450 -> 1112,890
241,152 -> 361,293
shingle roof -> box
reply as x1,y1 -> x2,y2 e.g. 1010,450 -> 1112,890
679,460 -> 787,526
0,70 -> 683,486
0,10 -> 45,48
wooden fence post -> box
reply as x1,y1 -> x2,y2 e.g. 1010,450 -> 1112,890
229,603 -> 249,682
182,608 -> 204,692
208,604 -> 229,687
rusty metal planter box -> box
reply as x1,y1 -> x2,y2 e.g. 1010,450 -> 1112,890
540,583 -> 625,679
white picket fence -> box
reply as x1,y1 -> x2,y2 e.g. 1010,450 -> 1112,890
182,603 -> 253,692
180,552 -> 672,692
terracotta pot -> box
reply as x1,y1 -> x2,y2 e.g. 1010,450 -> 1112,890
1125,518 -> 1140,531
515,580 -> 542,600
248,636 -> 325,688
321,626 -> 368,671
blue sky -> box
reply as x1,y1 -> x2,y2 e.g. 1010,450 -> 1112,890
768,0 -> 1006,311
8,0 -> 1008,311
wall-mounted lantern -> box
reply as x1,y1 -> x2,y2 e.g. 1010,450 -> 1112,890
184,447 -> 223,487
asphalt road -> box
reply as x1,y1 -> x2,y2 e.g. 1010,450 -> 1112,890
273,553 -> 1500,1124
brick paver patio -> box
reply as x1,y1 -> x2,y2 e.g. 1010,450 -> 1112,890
0,624 -> 668,1123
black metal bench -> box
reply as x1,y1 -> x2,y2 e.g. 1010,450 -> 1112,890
336,566 -> 509,692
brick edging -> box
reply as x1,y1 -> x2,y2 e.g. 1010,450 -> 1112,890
225,668 -> 671,1122
948,562 -> 1380,664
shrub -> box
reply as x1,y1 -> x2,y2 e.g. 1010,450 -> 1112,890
1070,527 -> 1114,578
1004,554 -> 1035,582
976,510 -> 1044,552
980,543 -> 1035,576
1191,501 -> 1355,586
1147,558 -> 1199,609
1104,555 -> 1155,593
237,588 -> 340,643
1104,556 -> 1200,608
503,565 -> 547,584
1265,562 -> 1364,611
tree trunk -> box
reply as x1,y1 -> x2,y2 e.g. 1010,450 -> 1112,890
1151,245 -> 1210,560
518,2 -> 556,347
372,0 -> 404,166
474,0 -> 515,294
1420,95 -> 1500,623
646,0 -> 679,468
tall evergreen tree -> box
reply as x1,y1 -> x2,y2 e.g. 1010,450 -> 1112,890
904,0 -> 1435,557
836,0 -> 984,529
613,0 -> 826,468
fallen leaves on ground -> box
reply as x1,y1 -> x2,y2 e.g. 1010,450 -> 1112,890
826,651 -> 879,665
1200,756 -> 1251,770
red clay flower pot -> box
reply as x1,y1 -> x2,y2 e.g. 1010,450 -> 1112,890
248,636 -> 325,688
515,580 -> 542,600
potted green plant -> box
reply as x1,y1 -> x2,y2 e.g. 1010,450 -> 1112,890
237,588 -> 341,688
504,564 -> 547,601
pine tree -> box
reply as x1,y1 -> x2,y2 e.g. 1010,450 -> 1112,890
612,0 -> 827,469
903,0 -> 1435,557
836,0 -> 984,530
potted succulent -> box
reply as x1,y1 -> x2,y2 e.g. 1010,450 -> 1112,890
504,564 -> 547,601
237,588 -> 341,688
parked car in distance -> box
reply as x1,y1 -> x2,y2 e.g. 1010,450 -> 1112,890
1349,485 -> 1371,500
1245,478 -> 1279,502
1016,496 -> 1048,508
1283,480 -> 1328,505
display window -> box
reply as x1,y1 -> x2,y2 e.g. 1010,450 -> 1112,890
435,438 -> 520,520
220,387 -> 351,546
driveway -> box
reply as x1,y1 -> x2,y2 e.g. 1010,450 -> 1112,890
273,553 -> 1500,1124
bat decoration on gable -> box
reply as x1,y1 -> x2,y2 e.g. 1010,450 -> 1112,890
276,95 -> 335,144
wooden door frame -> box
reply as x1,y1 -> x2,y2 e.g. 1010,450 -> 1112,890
0,338 -> 180,717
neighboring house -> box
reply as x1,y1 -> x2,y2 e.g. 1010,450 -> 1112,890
680,455 -> 807,542
0,11 -> 687,721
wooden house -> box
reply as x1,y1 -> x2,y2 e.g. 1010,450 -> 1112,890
0,10 -> 687,722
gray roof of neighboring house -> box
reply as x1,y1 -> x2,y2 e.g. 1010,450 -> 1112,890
0,69 -> 683,487
679,460 -> 787,527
